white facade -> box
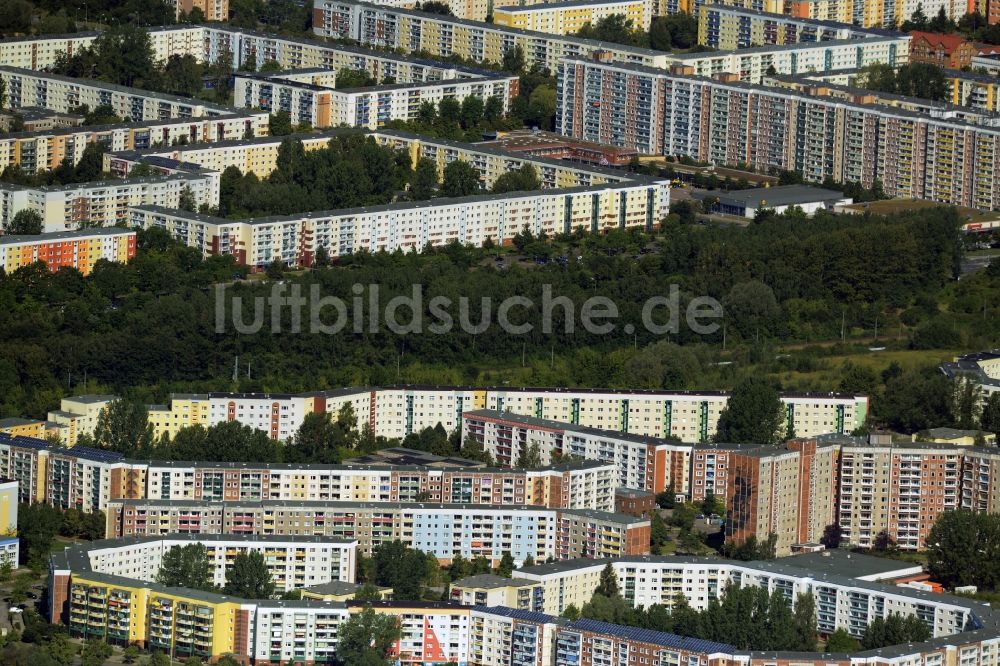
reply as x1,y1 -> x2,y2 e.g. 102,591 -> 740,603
84,535 -> 357,593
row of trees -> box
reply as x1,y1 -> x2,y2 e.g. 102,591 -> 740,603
575,13 -> 701,52
18,503 -> 104,568
156,543 -> 277,598
572,566 -> 820,651
0,205 -> 991,431
217,136 -> 413,217
857,63 -> 949,102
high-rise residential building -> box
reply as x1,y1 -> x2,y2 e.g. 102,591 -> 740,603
0,229 -> 136,277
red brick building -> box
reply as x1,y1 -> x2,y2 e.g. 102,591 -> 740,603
909,31 -> 987,69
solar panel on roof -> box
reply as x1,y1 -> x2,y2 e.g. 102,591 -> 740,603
569,618 -> 735,652
66,446 -> 124,463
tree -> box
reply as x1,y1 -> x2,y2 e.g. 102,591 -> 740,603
724,280 -> 781,339
94,398 -> 153,456
81,640 -> 113,666
650,512 -> 670,553
4,209 -> 43,235
501,44 -> 526,74
525,84 -> 557,130
18,502 -> 62,566
224,550 -> 276,599
982,392 -> 1000,437
160,54 -> 204,97
715,376 -> 786,445
460,96 -> 484,128
793,593 -> 817,651
825,628 -> 860,652
269,111 -> 293,136
484,95 -> 504,123
156,543 -> 215,592
873,529 -> 896,553
701,491 -> 723,517
905,3 -> 929,29
952,375 -> 984,429
265,259 -> 285,279
145,653 -> 170,666
419,1 -> 454,14
123,647 -> 140,664
595,563 -> 620,598
820,523 -> 842,550
515,442 -> 543,469
656,485 -> 677,509
290,411 -> 344,463
441,160 -> 481,197
491,165 -> 540,194
336,606 -> 401,666
860,613 -> 930,649
926,511 -> 1000,590
561,604 -> 581,620
497,551 -> 515,577
178,186 -> 197,212
370,540 -> 430,600
335,68 -> 377,89
410,157 -> 439,200
576,14 -> 643,46
353,583 -> 385,601
928,6 -> 956,31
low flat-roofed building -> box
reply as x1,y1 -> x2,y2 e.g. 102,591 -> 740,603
450,574 -> 543,611
301,580 -> 393,601
479,129 -> 639,167
918,427 -> 997,446
614,487 -> 656,516
781,548 -> 926,582
703,185 -> 853,218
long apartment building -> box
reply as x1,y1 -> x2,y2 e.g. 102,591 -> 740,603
697,4 -> 893,49
461,411 -> 1000,551
0,432 -> 617,513
0,228 -> 136,276
462,391 -> 865,457
833,434 -> 963,551
0,114 -> 267,175
657,0 -> 967,28
494,0 -> 654,34
556,58 -> 1000,209
59,385 -> 867,445
0,172 -> 216,233
513,555 -> 984,636
104,499 -> 651,563
117,130 -> 668,267
233,68 -> 517,129
0,67 -> 233,122
313,0 -> 907,82
463,412 -> 843,554
131,182 -> 661,267
0,25 -> 471,84
74,534 -> 357,593
49,538 -> 1000,666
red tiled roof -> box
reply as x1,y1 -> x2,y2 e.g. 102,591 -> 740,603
909,30 -> 971,54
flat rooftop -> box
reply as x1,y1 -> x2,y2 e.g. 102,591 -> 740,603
781,549 -> 924,581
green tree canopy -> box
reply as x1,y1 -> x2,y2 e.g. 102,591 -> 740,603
156,543 -> 215,591
715,376 -> 786,445
224,550 -> 276,599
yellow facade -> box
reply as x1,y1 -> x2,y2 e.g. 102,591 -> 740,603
0,419 -> 46,439
0,481 -> 17,535
494,0 -> 649,34
69,576 -> 244,656
148,396 -> 211,440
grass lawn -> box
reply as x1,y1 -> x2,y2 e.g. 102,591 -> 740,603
767,348 -> 962,393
